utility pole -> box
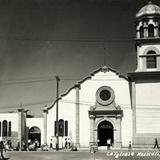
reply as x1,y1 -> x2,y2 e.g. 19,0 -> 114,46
55,76 -> 60,151
103,47 -> 106,66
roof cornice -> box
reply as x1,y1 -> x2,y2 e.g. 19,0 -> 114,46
46,66 -> 128,111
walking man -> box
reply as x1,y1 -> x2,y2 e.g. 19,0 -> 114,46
0,141 -> 5,159
153,138 -> 159,149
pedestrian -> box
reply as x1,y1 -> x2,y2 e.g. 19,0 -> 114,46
0,141 -> 5,160
107,138 -> 111,150
22,140 -> 27,151
64,138 -> 68,149
16,141 -> 20,151
50,139 -> 53,150
67,138 -> 71,149
35,139 -> 39,150
128,141 -> 132,150
153,138 -> 159,149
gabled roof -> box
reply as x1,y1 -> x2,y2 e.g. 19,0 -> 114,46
45,66 -> 128,111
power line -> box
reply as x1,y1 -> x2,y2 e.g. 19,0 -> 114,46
0,77 -> 126,86
0,36 -> 135,42
1,99 -> 160,114
60,99 -> 160,109
0,78 -> 56,85
0,100 -> 53,109
0,74 -> 87,82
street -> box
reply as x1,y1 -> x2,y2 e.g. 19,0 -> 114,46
4,150 -> 160,160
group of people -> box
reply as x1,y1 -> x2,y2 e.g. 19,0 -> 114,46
49,137 -> 73,150
16,139 -> 40,151
64,138 -> 72,149
106,138 -> 160,150
28,139 -> 40,151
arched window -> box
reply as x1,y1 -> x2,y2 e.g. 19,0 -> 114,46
2,120 -> 7,137
28,126 -> 41,145
8,121 -> 11,137
29,126 -> 41,134
65,121 -> 68,136
54,120 -> 68,137
59,119 -> 64,137
146,51 -> 157,68
140,26 -> 144,38
148,24 -> 154,37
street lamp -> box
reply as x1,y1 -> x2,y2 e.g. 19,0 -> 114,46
55,76 -> 60,151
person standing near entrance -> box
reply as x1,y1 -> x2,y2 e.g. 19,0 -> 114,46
128,141 -> 132,150
153,138 -> 159,149
50,139 -> 53,150
107,138 -> 111,150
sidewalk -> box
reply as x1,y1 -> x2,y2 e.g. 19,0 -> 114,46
78,146 -> 160,152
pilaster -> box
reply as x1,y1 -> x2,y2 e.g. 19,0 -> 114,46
131,82 -> 136,136
75,85 -> 80,148
89,114 -> 95,148
144,22 -> 148,37
43,108 -> 48,144
18,108 -> 24,151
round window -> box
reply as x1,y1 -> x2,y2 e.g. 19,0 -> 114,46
96,86 -> 114,106
100,90 -> 111,101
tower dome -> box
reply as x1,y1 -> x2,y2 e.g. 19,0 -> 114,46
135,1 -> 160,72
136,1 -> 160,18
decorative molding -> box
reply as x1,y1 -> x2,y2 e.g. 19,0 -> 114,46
143,46 -> 160,55
46,66 -> 128,111
128,71 -> 160,82
96,86 -> 115,106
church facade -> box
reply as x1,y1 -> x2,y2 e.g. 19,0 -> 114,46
44,1 -> 160,148
0,2 -> 160,149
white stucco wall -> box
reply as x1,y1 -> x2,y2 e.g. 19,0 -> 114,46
47,69 -> 132,148
47,89 -> 76,145
79,71 -> 132,147
136,82 -> 160,133
0,113 -> 18,134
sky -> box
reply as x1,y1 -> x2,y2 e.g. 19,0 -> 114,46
0,0 -> 160,116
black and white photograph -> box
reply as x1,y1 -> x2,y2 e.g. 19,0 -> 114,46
0,0 -> 160,159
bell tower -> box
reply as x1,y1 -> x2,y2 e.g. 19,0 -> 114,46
135,1 -> 160,72
128,2 -> 160,148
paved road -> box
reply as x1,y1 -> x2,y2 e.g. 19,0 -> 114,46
4,150 -> 160,160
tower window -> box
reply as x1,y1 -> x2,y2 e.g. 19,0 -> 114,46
146,51 -> 157,68
148,24 -> 154,37
140,26 -> 144,38
158,21 -> 160,37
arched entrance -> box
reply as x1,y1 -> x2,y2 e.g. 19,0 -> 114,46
28,126 -> 41,145
98,121 -> 114,146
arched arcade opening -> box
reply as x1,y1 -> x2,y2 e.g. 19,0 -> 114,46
28,126 -> 41,146
97,120 -> 114,146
